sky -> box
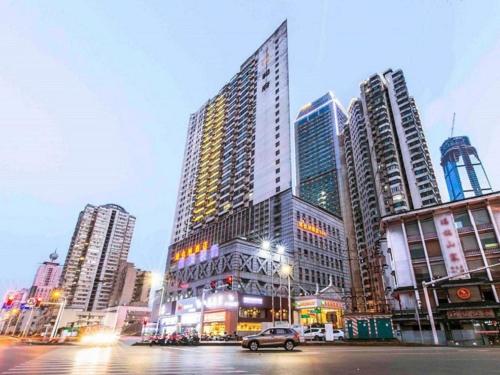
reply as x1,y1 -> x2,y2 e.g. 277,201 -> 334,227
1,0 -> 499,297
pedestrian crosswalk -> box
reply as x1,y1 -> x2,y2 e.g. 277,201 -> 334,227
1,346 -> 258,375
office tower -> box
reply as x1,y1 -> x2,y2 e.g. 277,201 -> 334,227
61,204 -> 136,311
295,92 -> 347,217
440,136 -> 493,201
341,69 -> 441,312
161,22 -> 350,335
110,261 -> 152,307
29,251 -> 62,301
171,21 -> 291,244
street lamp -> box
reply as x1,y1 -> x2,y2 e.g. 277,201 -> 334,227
261,240 -> 275,325
281,263 -> 292,326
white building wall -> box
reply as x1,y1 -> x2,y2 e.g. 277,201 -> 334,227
254,22 -> 291,204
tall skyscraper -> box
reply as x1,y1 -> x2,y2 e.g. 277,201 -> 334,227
162,22 -> 350,335
295,92 -> 347,217
60,204 -> 136,311
171,21 -> 291,244
29,251 -> 62,301
440,136 -> 493,201
341,69 -> 441,312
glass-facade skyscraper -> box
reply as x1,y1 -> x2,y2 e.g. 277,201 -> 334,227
440,136 -> 493,201
295,92 -> 346,217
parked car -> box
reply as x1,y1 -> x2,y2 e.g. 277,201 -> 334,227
303,328 -> 325,341
332,329 -> 345,341
241,328 -> 300,351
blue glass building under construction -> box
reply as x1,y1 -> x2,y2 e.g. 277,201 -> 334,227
440,136 -> 493,201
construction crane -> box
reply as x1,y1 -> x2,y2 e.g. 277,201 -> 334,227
450,112 -> 456,138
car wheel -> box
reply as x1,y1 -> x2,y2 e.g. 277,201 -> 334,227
338,336 -> 344,341
249,341 -> 259,351
314,335 -> 320,341
284,340 -> 295,351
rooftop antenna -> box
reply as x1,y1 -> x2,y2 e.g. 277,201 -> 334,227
450,112 -> 456,138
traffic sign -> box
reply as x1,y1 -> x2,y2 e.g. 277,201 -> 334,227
26,298 -> 36,308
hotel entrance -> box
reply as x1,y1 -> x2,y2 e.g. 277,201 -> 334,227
294,297 -> 345,328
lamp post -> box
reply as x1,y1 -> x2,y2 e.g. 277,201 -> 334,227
50,296 -> 66,340
281,263 -> 293,326
277,245 -> 285,324
262,240 -> 275,325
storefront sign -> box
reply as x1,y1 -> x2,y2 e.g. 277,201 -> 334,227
173,241 -> 211,263
204,292 -> 238,309
447,309 -> 495,319
242,296 -> 263,305
300,314 -> 310,319
434,212 -> 469,279
456,288 -> 471,300
204,311 -> 226,323
297,220 -> 327,237
294,298 -> 344,310
160,315 -> 178,326
180,312 -> 200,325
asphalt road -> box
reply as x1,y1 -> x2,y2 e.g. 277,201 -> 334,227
0,341 -> 499,375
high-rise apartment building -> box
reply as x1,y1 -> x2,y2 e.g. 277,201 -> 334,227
60,204 -> 135,311
109,261 -> 151,307
171,21 -> 291,244
161,22 -> 350,335
295,92 -> 347,217
29,251 -> 62,301
440,136 -> 493,201
341,69 -> 441,312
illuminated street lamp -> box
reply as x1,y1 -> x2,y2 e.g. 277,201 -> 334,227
281,263 -> 293,326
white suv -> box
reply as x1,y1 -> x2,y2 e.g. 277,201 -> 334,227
303,328 -> 325,341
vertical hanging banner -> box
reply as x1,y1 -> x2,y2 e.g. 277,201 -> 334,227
433,212 -> 469,279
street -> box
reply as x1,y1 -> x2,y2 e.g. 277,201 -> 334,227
0,341 -> 499,375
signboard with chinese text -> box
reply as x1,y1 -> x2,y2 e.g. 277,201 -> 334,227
434,212 -> 469,279
447,309 -> 495,319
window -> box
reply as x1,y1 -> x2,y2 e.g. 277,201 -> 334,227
409,243 -> 425,260
275,168 -> 280,174
275,159 -> 280,165
454,211 -> 471,229
472,209 -> 491,226
480,232 -> 499,249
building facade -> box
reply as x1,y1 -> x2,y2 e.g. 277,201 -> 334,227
170,21 -> 291,244
109,261 -> 151,307
162,22 -> 349,336
60,204 -> 136,311
29,251 -> 62,301
381,192 -> 500,345
341,69 -> 441,313
440,136 -> 493,201
295,92 -> 347,217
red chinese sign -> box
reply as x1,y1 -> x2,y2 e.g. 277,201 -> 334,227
433,213 -> 469,279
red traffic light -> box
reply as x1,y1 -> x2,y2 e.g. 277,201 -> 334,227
224,276 -> 233,290
35,297 -> 43,307
142,317 -> 149,326
5,295 -> 14,306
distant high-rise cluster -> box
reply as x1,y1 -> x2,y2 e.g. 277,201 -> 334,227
60,204 -> 136,311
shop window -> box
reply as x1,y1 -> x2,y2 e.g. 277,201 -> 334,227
479,232 -> 499,249
466,258 -> 487,278
472,208 -> 491,226
239,307 -> 265,319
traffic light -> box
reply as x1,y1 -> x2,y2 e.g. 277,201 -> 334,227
35,297 -> 43,307
210,280 -> 217,293
5,295 -> 14,307
224,276 -> 233,290
142,317 -> 149,326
